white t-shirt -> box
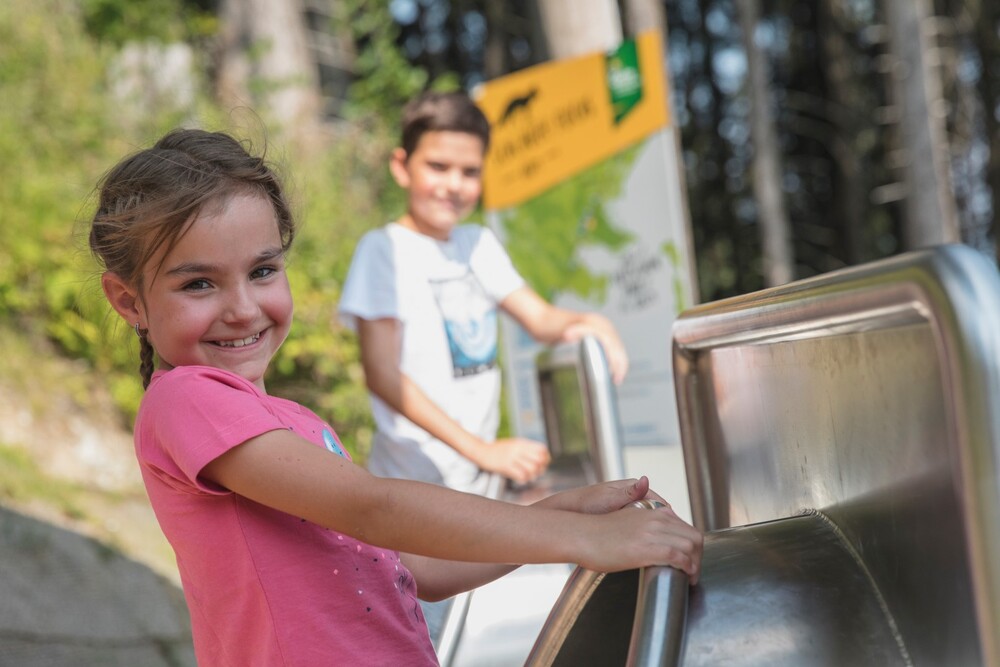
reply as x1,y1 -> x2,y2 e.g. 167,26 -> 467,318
339,223 -> 526,493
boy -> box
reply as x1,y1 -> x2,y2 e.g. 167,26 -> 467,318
339,91 -> 629,497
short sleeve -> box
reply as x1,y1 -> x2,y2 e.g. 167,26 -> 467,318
469,226 -> 525,301
338,229 -> 401,330
137,367 -> 290,491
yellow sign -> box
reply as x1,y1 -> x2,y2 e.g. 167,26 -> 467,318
475,31 -> 671,210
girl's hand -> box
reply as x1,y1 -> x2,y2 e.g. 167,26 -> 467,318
535,476 -> 669,515
576,504 -> 703,582
536,476 -> 701,581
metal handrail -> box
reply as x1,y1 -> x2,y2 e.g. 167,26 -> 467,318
625,500 -> 689,667
524,500 -> 689,667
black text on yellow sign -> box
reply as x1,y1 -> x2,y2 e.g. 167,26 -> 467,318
476,31 -> 672,210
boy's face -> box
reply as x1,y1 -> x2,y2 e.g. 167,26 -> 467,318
391,130 -> 484,241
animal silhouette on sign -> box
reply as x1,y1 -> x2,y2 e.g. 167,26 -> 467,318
498,89 -> 539,125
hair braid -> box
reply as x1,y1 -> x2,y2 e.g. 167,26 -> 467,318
139,335 -> 155,389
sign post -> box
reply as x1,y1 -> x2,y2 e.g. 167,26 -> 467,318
475,31 -> 696,518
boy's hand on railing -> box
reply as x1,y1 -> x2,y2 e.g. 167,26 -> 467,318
475,437 -> 550,484
561,314 -> 630,385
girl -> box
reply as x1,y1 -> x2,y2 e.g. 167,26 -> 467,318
90,128 -> 701,666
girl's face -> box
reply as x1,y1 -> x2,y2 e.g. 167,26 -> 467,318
137,192 -> 293,391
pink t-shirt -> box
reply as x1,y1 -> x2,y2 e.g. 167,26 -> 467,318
135,366 -> 438,666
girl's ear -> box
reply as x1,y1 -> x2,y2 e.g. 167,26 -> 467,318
388,148 -> 411,189
101,272 -> 143,326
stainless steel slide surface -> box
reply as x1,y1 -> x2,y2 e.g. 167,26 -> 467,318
527,244 -> 1000,666
528,512 -> 909,666
673,244 -> 1000,665
682,512 -> 908,666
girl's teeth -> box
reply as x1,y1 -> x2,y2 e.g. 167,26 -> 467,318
218,334 -> 259,348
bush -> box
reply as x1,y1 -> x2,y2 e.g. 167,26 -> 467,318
0,0 -> 418,460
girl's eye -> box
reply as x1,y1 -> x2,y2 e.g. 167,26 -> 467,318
183,279 -> 211,291
251,266 -> 276,280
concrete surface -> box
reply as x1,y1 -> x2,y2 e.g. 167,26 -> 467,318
0,506 -> 194,667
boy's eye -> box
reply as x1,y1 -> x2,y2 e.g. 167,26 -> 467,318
464,168 -> 481,178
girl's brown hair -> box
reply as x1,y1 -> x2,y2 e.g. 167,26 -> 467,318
89,128 -> 295,388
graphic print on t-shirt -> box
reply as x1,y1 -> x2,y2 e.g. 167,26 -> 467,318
323,429 -> 349,459
430,271 -> 497,377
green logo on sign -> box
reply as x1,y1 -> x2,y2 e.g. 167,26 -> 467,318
606,39 -> 642,124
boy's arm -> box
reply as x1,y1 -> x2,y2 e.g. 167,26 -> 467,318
357,316 -> 549,484
500,286 -> 630,384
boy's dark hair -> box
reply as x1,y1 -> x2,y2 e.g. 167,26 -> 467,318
400,91 -> 491,156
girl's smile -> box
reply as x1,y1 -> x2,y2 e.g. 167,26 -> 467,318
211,333 -> 261,347
136,192 -> 293,391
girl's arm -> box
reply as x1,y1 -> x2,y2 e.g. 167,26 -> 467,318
500,287 -> 629,384
401,476 -> 675,601
201,431 -> 701,579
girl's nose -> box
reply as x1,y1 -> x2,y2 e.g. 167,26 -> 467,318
223,285 -> 260,323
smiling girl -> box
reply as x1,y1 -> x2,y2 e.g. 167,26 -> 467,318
89,128 -> 701,666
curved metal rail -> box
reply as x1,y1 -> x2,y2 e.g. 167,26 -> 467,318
526,500 -> 690,667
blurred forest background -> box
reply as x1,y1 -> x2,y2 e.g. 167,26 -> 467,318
2,0 -> 999,466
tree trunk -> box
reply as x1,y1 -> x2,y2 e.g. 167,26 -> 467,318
738,0 -> 795,286
216,0 -> 321,139
535,0 -> 622,59
622,0 -> 667,39
482,1 -> 508,79
881,0 -> 960,248
818,0 -> 867,265
970,2 -> 1000,264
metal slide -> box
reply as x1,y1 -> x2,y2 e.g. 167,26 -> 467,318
526,244 -> 1000,666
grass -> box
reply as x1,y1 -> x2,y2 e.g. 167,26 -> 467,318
0,442 -> 88,520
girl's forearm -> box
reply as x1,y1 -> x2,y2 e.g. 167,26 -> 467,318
401,554 -> 519,601
203,430 -> 701,579
357,476 -> 586,565
204,429 -> 581,563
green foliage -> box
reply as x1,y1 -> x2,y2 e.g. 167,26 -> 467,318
80,0 -> 216,46
0,0 -> 114,341
337,0 -> 459,139
0,0 -> 417,461
0,444 -> 87,520
497,145 -> 639,303
0,0 -> 177,427
263,136 -> 394,458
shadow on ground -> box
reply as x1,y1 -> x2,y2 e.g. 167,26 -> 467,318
0,505 -> 194,666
